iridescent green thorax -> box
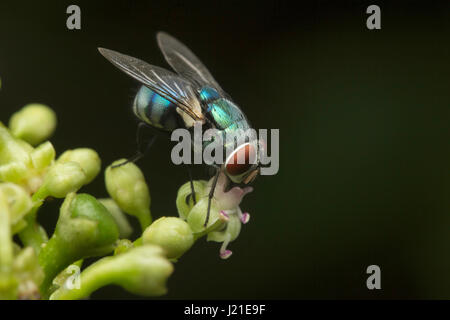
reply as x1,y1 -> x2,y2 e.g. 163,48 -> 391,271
199,87 -> 253,151
199,87 -> 250,132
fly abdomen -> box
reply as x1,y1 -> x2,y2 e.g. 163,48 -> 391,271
133,85 -> 183,131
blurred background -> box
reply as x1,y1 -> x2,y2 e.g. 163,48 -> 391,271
0,0 -> 449,299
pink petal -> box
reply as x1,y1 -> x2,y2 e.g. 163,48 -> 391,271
219,210 -> 230,221
241,212 -> 250,224
220,250 -> 233,259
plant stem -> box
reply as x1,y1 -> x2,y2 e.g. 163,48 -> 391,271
50,257 -> 117,300
137,209 -> 152,231
38,235 -> 73,298
17,196 -> 48,254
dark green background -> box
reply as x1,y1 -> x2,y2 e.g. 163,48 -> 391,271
0,0 -> 449,299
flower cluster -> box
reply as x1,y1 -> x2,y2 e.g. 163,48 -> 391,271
175,173 -> 252,259
0,94 -> 252,299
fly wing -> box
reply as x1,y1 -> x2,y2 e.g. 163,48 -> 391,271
157,32 -> 225,94
98,47 -> 204,122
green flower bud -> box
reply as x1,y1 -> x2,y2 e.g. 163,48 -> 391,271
105,160 -> 152,230
0,122 -> 31,166
38,193 -> 119,297
176,180 -> 208,220
57,148 -> 101,184
0,124 -> 55,194
30,141 -> 55,171
9,103 -> 57,146
0,183 -> 32,228
39,162 -> 86,198
186,198 -> 226,234
0,161 -> 28,184
180,172 -> 252,259
50,245 -> 173,300
98,198 -> 133,239
64,194 -> 120,251
143,217 -> 194,260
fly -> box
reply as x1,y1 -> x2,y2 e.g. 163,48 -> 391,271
98,32 -> 261,226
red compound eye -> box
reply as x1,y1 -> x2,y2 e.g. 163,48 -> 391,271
225,143 -> 257,176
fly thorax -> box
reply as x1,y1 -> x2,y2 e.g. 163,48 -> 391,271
199,87 -> 221,103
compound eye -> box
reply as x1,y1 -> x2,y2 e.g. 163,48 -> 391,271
225,143 -> 257,176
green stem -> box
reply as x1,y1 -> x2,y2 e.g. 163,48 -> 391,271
137,209 -> 152,232
17,194 -> 48,254
133,237 -> 142,246
50,256 -> 118,300
38,235 -> 74,298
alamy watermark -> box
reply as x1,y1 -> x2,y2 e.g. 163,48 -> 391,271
366,265 -> 381,290
170,123 -> 279,176
64,265 -> 81,290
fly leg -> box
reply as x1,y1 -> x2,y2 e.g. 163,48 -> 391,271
204,168 -> 220,227
112,122 -> 157,168
185,166 -> 197,206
